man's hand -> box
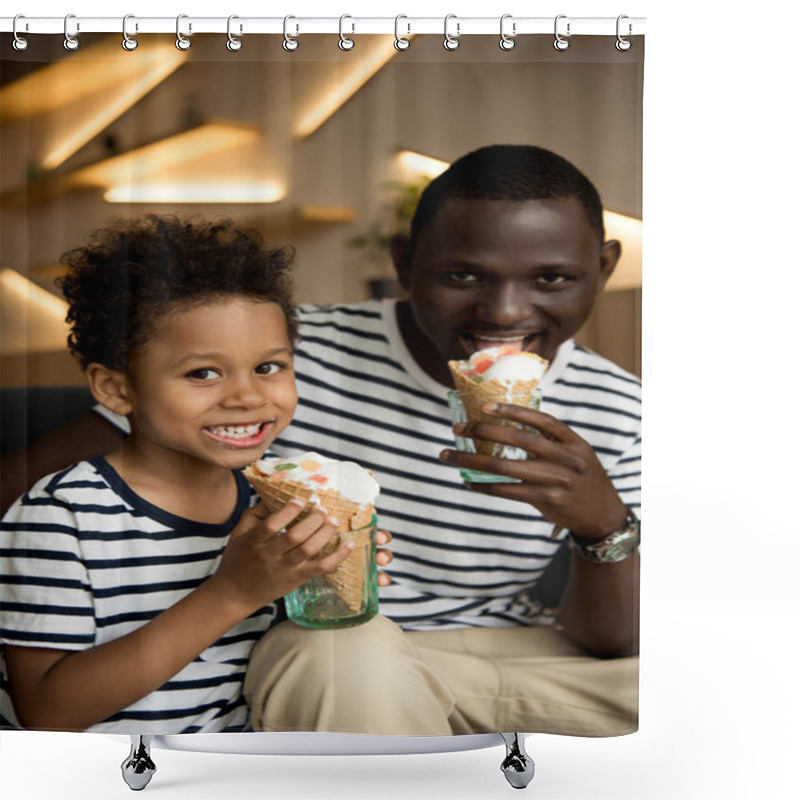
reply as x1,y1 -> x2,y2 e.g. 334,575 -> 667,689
440,402 -> 628,539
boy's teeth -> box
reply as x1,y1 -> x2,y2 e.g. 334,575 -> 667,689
209,423 -> 261,438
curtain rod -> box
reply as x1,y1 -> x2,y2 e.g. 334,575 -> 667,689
1,16 -> 645,37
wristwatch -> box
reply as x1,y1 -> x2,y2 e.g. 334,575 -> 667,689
569,508 -> 640,564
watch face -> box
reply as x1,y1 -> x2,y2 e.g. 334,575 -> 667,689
604,538 -> 636,562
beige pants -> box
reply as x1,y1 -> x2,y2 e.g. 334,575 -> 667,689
244,615 -> 638,737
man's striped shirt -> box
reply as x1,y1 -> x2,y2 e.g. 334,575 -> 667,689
272,300 -> 641,630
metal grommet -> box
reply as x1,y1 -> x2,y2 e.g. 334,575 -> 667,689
12,15 -> 29,51
176,14 -> 192,50
63,13 -> 79,51
443,14 -> 460,51
227,15 -> 243,51
499,14 -> 516,50
338,14 -> 355,51
122,14 -> 138,50
394,14 -> 410,51
283,15 -> 299,51
553,14 -> 570,51
615,15 -> 632,51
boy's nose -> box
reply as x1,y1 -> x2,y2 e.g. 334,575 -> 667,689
221,376 -> 266,409
479,282 -> 534,327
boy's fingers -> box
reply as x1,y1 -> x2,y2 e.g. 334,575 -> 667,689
309,540 -> 356,575
260,499 -> 307,537
228,501 -> 271,540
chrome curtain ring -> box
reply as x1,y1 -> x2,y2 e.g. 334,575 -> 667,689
63,13 -> 79,51
553,14 -> 570,51
227,15 -> 243,51
616,15 -> 632,51
12,15 -> 29,51
338,14 -> 355,51
176,14 -> 192,50
443,14 -> 460,51
499,14 -> 516,50
394,14 -> 410,51
122,14 -> 138,50
283,15 -> 299,51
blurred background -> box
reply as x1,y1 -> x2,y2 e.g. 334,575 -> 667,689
1,32 -> 642,386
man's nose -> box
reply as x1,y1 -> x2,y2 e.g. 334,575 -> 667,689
479,282 -> 534,326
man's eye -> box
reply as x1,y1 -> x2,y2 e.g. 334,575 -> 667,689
446,271 -> 480,284
535,273 -> 569,285
187,368 -> 221,381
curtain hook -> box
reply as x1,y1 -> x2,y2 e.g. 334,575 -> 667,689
283,15 -> 299,51
122,14 -> 138,50
227,15 -> 243,51
12,15 -> 29,51
443,14 -> 460,51
394,14 -> 410,51
339,14 -> 355,51
553,14 -> 570,51
63,13 -> 80,51
615,15 -> 632,51
499,14 -> 516,50
176,14 -> 192,50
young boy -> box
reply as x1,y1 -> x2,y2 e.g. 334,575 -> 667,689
0,216 -> 357,734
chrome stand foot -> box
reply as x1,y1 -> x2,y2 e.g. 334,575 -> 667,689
500,733 -> 535,789
121,735 -> 156,791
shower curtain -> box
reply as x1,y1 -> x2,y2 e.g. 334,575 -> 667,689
0,18 -> 643,746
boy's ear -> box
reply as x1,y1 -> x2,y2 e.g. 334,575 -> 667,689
597,239 -> 622,292
390,234 -> 413,291
85,363 -> 133,417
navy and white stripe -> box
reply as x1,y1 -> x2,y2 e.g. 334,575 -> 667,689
272,300 -> 641,630
81,300 -> 641,633
0,457 -> 277,732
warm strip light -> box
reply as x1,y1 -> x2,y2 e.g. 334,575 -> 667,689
72,123 -> 262,189
603,211 -> 643,291
0,39 -> 186,122
42,54 -> 186,169
0,269 -> 68,318
396,150 -> 449,179
104,182 -> 286,204
294,37 -> 402,138
0,269 -> 70,355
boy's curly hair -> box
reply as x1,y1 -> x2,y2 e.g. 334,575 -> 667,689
56,215 -> 298,371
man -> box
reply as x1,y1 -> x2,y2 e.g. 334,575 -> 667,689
2,145 -> 640,737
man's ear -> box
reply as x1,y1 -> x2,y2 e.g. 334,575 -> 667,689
390,234 -> 413,291
597,239 -> 622,292
85,363 -> 133,417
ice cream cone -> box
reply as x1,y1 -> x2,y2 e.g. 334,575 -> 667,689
449,367 -> 542,456
243,467 -> 375,612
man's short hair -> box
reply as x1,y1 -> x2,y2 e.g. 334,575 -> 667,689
410,144 -> 605,248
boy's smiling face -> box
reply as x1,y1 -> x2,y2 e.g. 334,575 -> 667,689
394,196 -> 620,386
118,297 -> 297,473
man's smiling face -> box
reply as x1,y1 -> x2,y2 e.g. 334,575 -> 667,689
393,195 -> 620,386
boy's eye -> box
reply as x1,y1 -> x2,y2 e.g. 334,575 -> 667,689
255,362 -> 284,375
187,368 -> 221,381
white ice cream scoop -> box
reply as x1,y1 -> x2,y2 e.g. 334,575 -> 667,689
482,353 -> 547,383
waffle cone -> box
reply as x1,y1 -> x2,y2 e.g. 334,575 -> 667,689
244,467 -> 375,612
449,367 -> 541,456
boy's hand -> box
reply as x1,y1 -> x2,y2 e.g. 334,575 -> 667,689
439,403 -> 628,540
376,528 -> 393,586
210,500 -> 355,615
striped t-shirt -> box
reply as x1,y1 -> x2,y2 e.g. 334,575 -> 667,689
0,457 -> 277,733
277,300 -> 641,629
91,299 -> 641,631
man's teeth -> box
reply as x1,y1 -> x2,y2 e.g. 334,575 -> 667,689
208,423 -> 262,439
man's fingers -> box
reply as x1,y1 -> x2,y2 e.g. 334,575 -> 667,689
479,404 -> 578,443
